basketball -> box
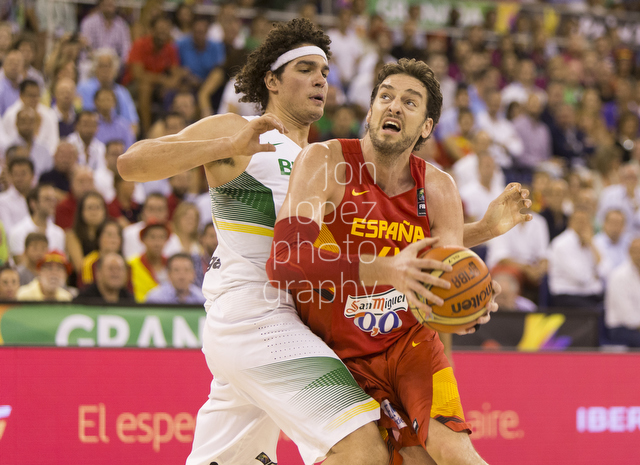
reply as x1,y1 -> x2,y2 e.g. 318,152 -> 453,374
409,246 -> 493,333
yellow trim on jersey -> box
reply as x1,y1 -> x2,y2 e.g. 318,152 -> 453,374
314,224 -> 340,254
215,220 -> 275,237
430,367 -> 465,421
326,398 -> 380,431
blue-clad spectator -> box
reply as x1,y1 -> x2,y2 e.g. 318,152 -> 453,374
177,16 -> 225,87
94,87 -> 135,150
0,50 -> 23,116
77,48 -> 139,134
145,252 -> 205,305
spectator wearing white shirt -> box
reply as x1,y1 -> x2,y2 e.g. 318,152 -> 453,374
66,111 -> 107,171
9,184 -> 65,264
486,210 -> 549,302
429,53 -> 456,112
326,8 -> 364,92
0,157 -> 33,236
2,80 -> 59,156
122,193 -> 178,260
347,60 -> 385,116
206,2 -> 247,51
38,141 -> 78,198
459,152 -> 505,223
539,178 -> 569,241
593,209 -> 630,281
10,107 -> 53,179
605,237 -> 640,347
548,208 -> 604,308
7,37 -> 45,89
453,131 -> 506,193
501,59 -> 546,110
52,78 -> 77,138
596,163 -> 640,236
476,89 -> 524,169
94,139 -> 146,205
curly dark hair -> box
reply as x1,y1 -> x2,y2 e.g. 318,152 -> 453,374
235,18 -> 331,112
370,58 -> 443,150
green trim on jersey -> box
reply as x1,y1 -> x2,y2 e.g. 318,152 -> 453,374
244,357 -> 371,424
210,172 -> 277,228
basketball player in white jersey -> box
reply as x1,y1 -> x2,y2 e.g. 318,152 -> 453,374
118,18 -> 531,465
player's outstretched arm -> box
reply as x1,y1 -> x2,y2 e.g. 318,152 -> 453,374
117,113 -> 287,182
462,183 -> 532,248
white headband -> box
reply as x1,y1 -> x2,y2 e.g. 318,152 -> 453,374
270,46 -> 327,71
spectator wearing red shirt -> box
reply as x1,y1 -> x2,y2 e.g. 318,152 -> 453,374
107,173 -> 141,228
55,166 -> 96,230
125,15 -> 185,135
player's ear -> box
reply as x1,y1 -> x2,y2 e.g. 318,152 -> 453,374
264,71 -> 279,92
421,117 -> 434,139
365,108 -> 371,125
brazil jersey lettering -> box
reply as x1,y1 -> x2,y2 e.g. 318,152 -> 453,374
202,116 -> 300,301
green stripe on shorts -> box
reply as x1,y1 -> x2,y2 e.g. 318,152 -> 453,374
243,357 -> 371,424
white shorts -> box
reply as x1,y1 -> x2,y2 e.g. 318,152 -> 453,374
186,285 -> 380,465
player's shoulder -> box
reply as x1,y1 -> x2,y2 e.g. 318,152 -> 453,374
297,139 -> 344,167
423,160 -> 457,190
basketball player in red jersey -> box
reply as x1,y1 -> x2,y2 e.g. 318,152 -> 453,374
267,59 -> 531,463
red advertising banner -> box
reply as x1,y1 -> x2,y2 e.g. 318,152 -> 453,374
1,348 -> 639,464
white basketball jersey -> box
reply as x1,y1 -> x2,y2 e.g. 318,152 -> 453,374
202,118 -> 301,301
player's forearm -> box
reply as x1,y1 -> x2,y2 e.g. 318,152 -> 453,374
358,255 -> 394,287
462,221 -> 492,248
117,137 -> 234,182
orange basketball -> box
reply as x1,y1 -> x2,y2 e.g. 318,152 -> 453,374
409,246 -> 493,333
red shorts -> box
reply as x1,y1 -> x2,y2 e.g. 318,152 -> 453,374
344,324 -> 471,448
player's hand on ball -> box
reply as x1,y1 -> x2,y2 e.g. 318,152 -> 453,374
455,278 -> 502,335
388,237 -> 452,317
230,114 -> 289,157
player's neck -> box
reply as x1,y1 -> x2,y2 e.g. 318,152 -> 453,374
360,137 -> 414,196
263,107 -> 312,148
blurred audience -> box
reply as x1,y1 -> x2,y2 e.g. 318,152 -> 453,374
0,265 -> 20,301
128,221 -> 169,302
74,251 -> 133,304
548,208 -> 604,308
16,232 -> 48,285
55,165 -> 95,230
9,184 -> 65,264
593,209 -> 630,280
77,48 -> 139,133
16,250 -> 73,301
65,191 -> 107,277
80,219 -> 122,287
605,237 -> 640,347
79,0 -> 131,61
145,252 -> 205,304
3,79 -> 59,154
66,110 -> 106,171
0,157 -> 33,236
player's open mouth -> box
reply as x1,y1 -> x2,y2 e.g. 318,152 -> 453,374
310,94 -> 324,103
382,119 -> 401,132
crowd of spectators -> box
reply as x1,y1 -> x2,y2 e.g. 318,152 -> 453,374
0,0 -> 640,348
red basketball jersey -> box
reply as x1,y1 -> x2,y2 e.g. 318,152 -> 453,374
295,139 -> 437,360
